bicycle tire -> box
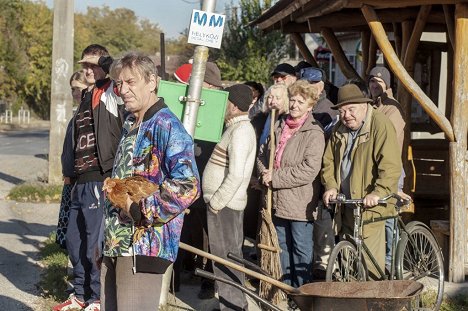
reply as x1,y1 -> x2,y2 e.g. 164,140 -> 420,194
326,240 -> 368,282
395,223 -> 444,311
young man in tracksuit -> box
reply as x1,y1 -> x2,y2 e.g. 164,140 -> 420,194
54,44 -> 125,311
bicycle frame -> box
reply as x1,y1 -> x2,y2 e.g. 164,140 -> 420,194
346,201 -> 425,281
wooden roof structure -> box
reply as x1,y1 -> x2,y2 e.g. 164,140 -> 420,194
253,0 -> 468,283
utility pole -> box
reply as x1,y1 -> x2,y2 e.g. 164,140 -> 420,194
182,0 -> 217,136
48,0 -> 74,184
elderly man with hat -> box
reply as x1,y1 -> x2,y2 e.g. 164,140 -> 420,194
321,84 -> 402,277
203,84 -> 256,311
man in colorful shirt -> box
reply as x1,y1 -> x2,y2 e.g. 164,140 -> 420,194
100,52 -> 199,310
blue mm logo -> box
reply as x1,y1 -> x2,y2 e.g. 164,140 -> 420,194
193,11 -> 224,27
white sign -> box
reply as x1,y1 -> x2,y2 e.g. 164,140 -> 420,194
188,9 -> 225,49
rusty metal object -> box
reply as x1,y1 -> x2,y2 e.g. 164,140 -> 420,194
290,280 -> 423,311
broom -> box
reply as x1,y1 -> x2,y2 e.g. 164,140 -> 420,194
257,108 -> 285,304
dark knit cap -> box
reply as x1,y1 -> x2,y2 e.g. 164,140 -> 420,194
270,63 -> 296,77
204,62 -> 222,87
225,84 -> 252,112
368,66 -> 391,89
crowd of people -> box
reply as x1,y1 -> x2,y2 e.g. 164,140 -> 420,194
53,42 -> 409,311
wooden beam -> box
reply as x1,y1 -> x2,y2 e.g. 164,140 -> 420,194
367,35 -> 377,76
290,32 -> 319,67
361,4 -> 455,142
349,0 -> 460,9
400,21 -> 413,65
392,22 -> 402,58
297,8 -> 445,30
444,4 -> 456,50
445,38 -> 454,120
449,3 -> 468,283
361,31 -> 371,77
320,27 -> 362,81
404,5 -> 432,73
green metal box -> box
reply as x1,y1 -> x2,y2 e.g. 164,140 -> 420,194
158,80 -> 228,143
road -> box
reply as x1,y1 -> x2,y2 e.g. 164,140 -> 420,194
0,129 -> 49,199
0,129 -> 49,156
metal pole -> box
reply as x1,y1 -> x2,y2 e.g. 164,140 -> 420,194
160,32 -> 167,80
182,0 -> 217,137
48,0 -> 74,184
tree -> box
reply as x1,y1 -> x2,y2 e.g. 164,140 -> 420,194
216,0 -> 288,85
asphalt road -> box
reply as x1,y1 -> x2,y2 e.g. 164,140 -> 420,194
0,129 -> 49,156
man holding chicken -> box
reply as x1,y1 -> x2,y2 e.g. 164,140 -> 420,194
101,52 -> 200,310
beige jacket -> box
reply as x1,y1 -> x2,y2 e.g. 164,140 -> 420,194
374,89 -> 406,152
258,113 -> 325,221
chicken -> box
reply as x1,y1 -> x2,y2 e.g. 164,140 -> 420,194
103,176 -> 158,210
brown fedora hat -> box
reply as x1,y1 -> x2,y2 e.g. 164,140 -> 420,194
332,84 -> 373,109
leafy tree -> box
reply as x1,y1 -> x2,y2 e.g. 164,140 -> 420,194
216,0 -> 288,85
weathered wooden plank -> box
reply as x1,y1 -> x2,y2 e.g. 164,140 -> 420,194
349,0 -> 460,9
320,27 -> 362,81
449,3 -> 468,282
290,32 -> 319,67
361,31 -> 370,76
404,5 -> 433,72
367,35 -> 377,76
361,4 -> 455,142
444,4 -> 456,50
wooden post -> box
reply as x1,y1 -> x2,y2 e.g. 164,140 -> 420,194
449,3 -> 468,283
445,40 -> 454,119
444,4 -> 456,50
361,4 -> 455,142
403,5 -> 432,74
49,0 -> 74,185
361,31 -> 370,77
320,27 -> 362,81
392,22 -> 402,59
367,35 -> 377,76
290,32 -> 319,67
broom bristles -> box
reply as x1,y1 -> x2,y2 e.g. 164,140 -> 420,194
257,211 -> 286,305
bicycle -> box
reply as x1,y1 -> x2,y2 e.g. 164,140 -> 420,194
325,193 -> 444,311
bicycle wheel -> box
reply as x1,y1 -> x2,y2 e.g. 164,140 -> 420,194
395,223 -> 444,311
326,240 -> 367,282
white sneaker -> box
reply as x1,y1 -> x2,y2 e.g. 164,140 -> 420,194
84,301 -> 100,311
52,294 -> 86,311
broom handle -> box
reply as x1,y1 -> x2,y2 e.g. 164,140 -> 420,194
179,242 -> 298,294
266,109 -> 277,216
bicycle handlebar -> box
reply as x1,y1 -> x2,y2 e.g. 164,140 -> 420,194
328,193 -> 411,206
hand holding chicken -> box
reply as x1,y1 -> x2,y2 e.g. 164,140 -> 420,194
102,176 -> 158,212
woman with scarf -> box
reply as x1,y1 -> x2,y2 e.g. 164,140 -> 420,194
257,80 -> 325,309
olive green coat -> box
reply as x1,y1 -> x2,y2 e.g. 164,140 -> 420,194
321,105 -> 402,228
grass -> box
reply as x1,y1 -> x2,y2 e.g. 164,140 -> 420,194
37,232 -> 70,310
7,182 -> 62,203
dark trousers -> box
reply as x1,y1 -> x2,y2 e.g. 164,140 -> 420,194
66,182 -> 104,303
207,208 -> 248,311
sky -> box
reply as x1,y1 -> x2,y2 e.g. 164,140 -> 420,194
44,0 -> 237,38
